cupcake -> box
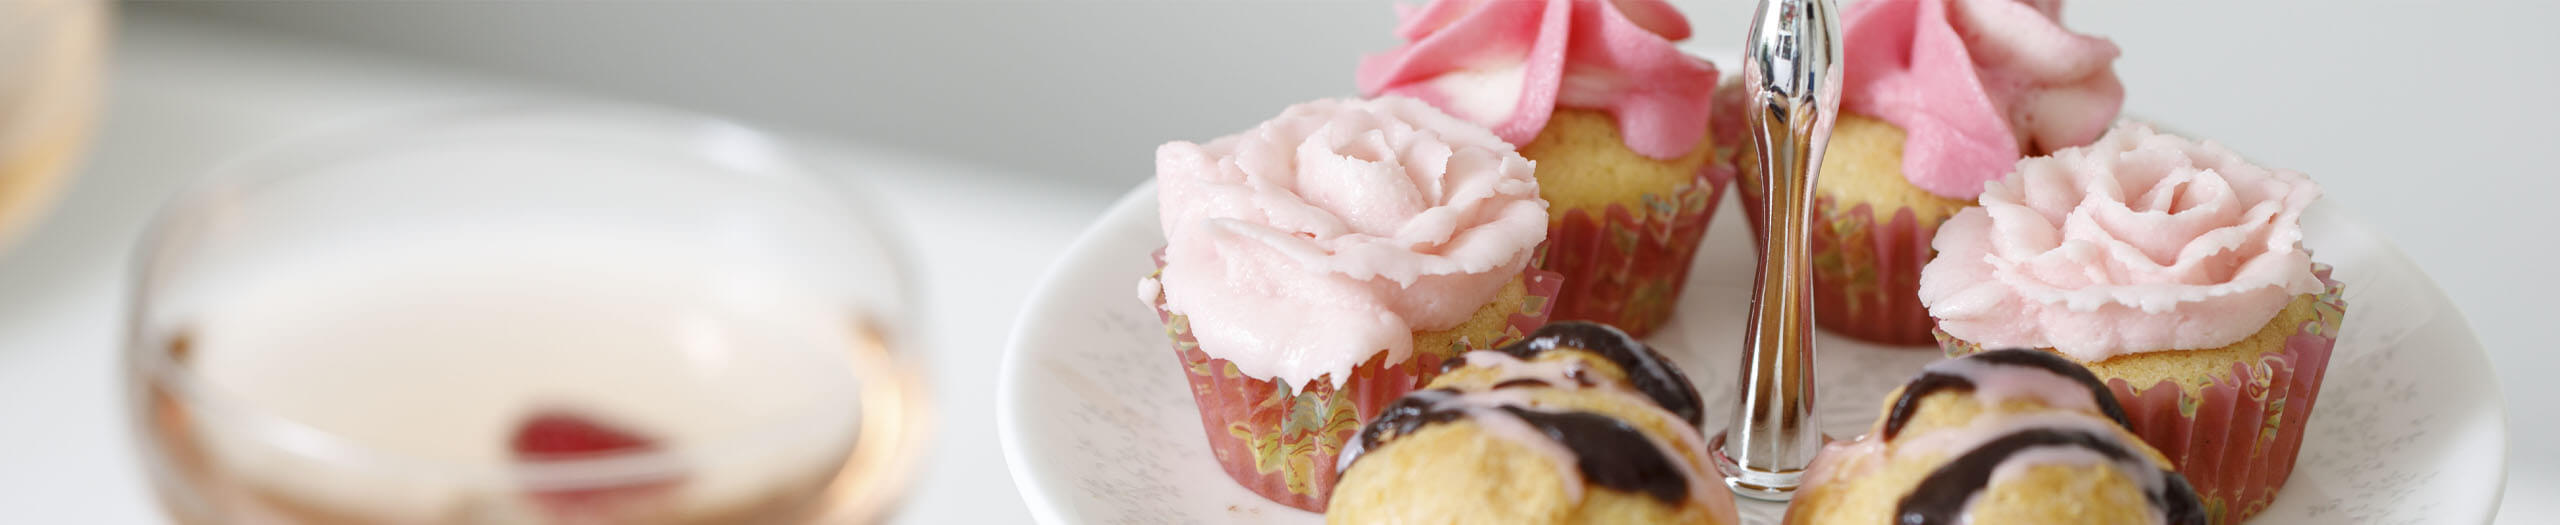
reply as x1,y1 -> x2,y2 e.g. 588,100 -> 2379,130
1359,0 -> 1729,337
1788,349 -> 2206,524
1730,0 -> 2124,345
1330,322 -> 1737,524
1921,125 -> 2342,524
1143,96 -> 1563,511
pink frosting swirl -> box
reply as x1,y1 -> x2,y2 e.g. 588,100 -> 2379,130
1843,0 -> 2124,199
1356,0 -> 1719,160
1918,125 -> 2323,361
1151,97 -> 1549,389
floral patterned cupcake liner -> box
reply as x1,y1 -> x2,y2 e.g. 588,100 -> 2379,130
1939,266 -> 2345,525
1544,165 -> 1728,338
1734,167 -> 1947,346
1148,253 -> 1563,511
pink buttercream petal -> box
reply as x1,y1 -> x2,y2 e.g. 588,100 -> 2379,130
1296,131 -> 1429,238
1359,0 -> 1564,144
1383,255 -> 1535,329
1981,204 -> 2061,261
1395,155 -> 1513,248
1398,137 -> 1457,204
2014,77 -> 2123,152
1564,0 -> 1715,158
1844,0 -> 2015,199
1168,228 -> 1418,383
1153,97 -> 1549,389
1842,0 -> 2122,199
1607,0 -> 1688,40
1360,0 -> 1718,159
1919,125 -> 2323,358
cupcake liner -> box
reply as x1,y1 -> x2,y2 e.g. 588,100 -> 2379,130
1148,251 -> 1563,511
1938,266 -> 2345,525
1735,167 -> 1943,346
1805,197 -> 1942,345
1544,165 -> 1728,338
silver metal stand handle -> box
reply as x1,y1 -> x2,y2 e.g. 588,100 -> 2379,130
1711,0 -> 1842,502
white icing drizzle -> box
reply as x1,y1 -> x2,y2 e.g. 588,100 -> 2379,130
1919,356 -> 2103,415
1457,350 -> 1598,388
1894,412 -> 2108,460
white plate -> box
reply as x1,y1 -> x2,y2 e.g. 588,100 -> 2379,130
998,182 -> 2507,524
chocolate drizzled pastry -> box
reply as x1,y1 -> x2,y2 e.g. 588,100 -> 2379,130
1896,428 -> 2206,525
1329,322 -> 1736,525
1467,321 -> 1705,425
1786,349 -> 2204,525
1881,348 -> 2130,440
1347,388 -> 1693,504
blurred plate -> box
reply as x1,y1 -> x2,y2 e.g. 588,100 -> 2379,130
999,180 -> 2504,524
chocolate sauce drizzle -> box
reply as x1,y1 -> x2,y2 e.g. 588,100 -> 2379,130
1883,373 -> 1976,441
1342,389 -> 1691,504
1880,348 -> 2131,440
1498,406 -> 1688,504
1353,388 -> 1465,462
1480,322 -> 1705,426
1894,428 -> 2207,525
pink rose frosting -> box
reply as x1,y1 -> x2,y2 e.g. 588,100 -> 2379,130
1918,125 -> 2323,361
1356,0 -> 1719,160
1843,0 -> 2124,199
1150,97 -> 1549,389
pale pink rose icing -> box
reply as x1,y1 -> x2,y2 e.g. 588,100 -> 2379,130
1150,97 -> 1549,389
1918,125 -> 2323,361
1356,0 -> 1719,160
1843,0 -> 2125,199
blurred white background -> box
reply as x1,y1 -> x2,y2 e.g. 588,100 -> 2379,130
0,1 -> 2549,523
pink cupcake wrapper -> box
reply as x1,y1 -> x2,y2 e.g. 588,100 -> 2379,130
1544,165 -> 1728,338
1149,250 -> 1564,511
1937,266 -> 2345,525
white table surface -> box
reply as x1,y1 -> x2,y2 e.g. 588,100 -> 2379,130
0,6 -> 2541,524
